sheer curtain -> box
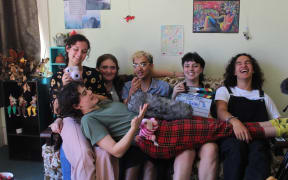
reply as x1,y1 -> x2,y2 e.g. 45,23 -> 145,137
0,0 -> 40,60
36,0 -> 51,59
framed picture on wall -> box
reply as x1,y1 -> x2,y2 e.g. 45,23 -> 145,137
193,0 -> 240,33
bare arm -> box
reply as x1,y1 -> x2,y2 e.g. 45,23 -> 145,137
97,104 -> 148,158
217,100 -> 252,143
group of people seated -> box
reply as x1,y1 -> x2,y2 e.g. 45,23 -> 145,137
49,34 -> 286,180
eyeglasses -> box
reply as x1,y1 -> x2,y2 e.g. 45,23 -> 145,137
132,62 -> 149,68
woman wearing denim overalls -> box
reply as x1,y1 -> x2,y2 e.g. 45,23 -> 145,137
215,53 -> 281,180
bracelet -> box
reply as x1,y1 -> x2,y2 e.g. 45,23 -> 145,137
226,116 -> 237,122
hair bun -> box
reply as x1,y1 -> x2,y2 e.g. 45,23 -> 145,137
280,78 -> 288,95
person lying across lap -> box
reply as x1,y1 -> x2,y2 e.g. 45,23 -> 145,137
57,81 -> 288,165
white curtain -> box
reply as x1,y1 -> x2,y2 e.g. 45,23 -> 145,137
36,0 -> 51,59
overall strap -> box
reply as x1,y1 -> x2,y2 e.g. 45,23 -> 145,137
259,89 -> 264,97
225,86 -> 233,95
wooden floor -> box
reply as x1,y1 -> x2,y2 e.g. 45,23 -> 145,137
0,146 -> 44,180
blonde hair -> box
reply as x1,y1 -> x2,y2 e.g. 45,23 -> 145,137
132,51 -> 153,64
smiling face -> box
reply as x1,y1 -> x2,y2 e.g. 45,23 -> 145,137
76,86 -> 99,114
66,41 -> 89,67
234,55 -> 254,80
98,59 -> 118,82
133,56 -> 153,80
183,61 -> 203,82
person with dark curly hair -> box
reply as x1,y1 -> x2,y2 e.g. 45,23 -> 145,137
215,53 -> 280,180
49,34 -> 114,180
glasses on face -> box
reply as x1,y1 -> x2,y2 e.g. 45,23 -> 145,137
132,62 -> 149,68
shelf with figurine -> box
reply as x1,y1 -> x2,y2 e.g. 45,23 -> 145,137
49,30 -> 78,74
2,80 -> 52,160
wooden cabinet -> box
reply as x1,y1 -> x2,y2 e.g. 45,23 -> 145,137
50,46 -> 66,74
3,80 -> 52,161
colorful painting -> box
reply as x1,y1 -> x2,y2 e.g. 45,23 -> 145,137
193,0 -> 240,33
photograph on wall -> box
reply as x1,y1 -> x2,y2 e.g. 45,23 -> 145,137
193,0 -> 240,33
82,11 -> 101,28
64,0 -> 101,29
86,0 -> 111,10
161,25 -> 184,56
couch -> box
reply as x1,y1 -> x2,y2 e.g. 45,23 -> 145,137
41,76 -> 286,180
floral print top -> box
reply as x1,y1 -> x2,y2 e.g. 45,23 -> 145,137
49,66 -> 109,115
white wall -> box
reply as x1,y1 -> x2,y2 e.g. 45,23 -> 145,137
48,0 -> 288,116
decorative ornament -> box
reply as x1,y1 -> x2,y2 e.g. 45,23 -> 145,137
7,94 -> 17,118
17,95 -> 27,118
27,95 -> 37,117
55,54 -> 65,63
124,15 -> 135,22
0,49 -> 38,83
124,0 -> 135,23
69,30 -> 77,36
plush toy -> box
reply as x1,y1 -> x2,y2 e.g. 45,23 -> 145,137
27,95 -> 37,117
128,92 -> 193,120
138,118 -> 159,146
7,94 -> 17,118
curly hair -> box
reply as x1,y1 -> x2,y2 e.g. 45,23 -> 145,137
181,52 -> 206,87
64,34 -> 91,65
223,53 -> 264,90
57,81 -> 84,118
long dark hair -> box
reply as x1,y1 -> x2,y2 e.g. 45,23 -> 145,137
224,53 -> 264,90
57,81 -> 84,118
96,54 -> 125,101
181,52 -> 206,87
65,34 -> 90,65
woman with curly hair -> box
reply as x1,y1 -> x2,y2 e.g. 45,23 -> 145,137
215,53 -> 280,180
49,34 -> 115,180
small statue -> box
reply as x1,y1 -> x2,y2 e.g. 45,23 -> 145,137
53,33 -> 68,47
27,95 -> 37,117
17,95 -> 27,117
7,94 -> 17,118
36,58 -> 52,77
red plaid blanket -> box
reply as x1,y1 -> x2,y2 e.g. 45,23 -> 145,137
136,116 -> 264,159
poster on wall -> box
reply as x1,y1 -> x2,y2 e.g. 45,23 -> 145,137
193,0 -> 240,33
64,0 -> 101,29
86,0 -> 111,10
161,25 -> 184,56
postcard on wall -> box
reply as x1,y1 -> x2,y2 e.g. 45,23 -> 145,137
64,0 -> 101,29
193,0 -> 240,33
161,25 -> 184,56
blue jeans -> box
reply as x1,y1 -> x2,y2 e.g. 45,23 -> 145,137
60,146 -> 71,180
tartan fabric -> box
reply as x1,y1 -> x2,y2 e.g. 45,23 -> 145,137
136,116 -> 265,159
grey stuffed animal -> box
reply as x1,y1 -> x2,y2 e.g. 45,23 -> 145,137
128,91 -> 193,120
